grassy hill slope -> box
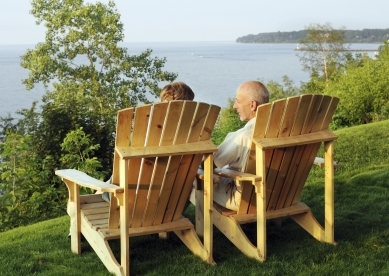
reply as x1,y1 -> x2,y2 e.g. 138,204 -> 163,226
1,120 -> 389,275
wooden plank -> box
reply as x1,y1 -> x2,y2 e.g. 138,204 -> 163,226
321,97 -> 340,130
231,202 -> 311,224
110,108 -> 134,229
213,168 -> 262,182
200,105 -> 222,141
280,95 -> 320,208
239,103 -> 271,215
286,96 -> 327,202
291,94 -> 313,134
214,201 -> 238,216
175,101 -> 198,144
132,103 -> 168,227
86,213 -> 109,221
116,140 -> 218,159
126,105 -> 152,226
324,141 -> 335,243
276,146 -> 304,209
247,100 -> 286,213
82,207 -> 109,215
301,94 -> 323,134
55,169 -> 124,193
142,157 -> 169,226
131,159 -> 155,227
311,95 -> 332,132
112,108 -> 133,186
148,102 -> 188,225
164,103 -> 213,223
153,101 -> 192,225
291,97 -> 339,205
80,201 -> 109,210
80,194 -> 107,204
274,95 -> 312,209
256,99 -> 286,212
253,130 -> 338,149
266,97 -> 300,211
99,218 -> 195,239
139,103 -> 171,226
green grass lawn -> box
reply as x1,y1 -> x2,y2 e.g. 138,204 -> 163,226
1,120 -> 389,276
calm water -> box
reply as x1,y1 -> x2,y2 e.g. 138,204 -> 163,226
0,41 -> 379,117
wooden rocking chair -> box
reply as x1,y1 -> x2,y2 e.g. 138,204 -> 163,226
56,100 -> 220,275
196,94 -> 339,261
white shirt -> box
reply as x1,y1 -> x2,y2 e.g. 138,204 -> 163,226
212,118 -> 255,210
214,118 -> 255,171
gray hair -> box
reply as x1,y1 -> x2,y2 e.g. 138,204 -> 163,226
240,81 -> 270,105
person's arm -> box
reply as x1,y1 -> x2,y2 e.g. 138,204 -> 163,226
200,159 -> 217,169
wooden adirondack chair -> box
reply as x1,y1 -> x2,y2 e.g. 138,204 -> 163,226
196,94 -> 339,261
55,100 -> 220,276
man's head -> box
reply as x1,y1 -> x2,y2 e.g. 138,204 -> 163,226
160,81 -> 195,102
233,80 -> 269,121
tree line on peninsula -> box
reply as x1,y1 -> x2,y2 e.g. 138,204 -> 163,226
237,27 -> 389,43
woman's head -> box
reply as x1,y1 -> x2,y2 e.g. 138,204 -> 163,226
160,82 -> 195,102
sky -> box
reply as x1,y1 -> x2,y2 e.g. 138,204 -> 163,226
1,0 -> 388,45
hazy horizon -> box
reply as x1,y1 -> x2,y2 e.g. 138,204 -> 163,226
1,0 -> 388,45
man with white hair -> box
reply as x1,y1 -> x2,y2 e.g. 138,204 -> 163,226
211,80 -> 269,210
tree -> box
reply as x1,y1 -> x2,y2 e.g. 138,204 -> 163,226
0,132 -> 66,231
20,0 -> 177,178
297,22 -> 349,83
323,41 -> 389,128
0,0 -> 178,230
266,76 -> 300,102
211,98 -> 246,146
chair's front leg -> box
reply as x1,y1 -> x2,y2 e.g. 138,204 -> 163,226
324,141 -> 335,244
63,179 -> 81,254
119,158 -> 130,276
194,178 -> 205,237
255,147 -> 267,261
202,153 -> 214,263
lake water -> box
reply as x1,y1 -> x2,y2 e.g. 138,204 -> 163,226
0,41 -> 379,117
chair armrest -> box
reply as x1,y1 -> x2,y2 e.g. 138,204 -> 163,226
253,129 -> 338,150
55,169 -> 124,194
213,168 -> 262,183
196,168 -> 221,183
196,168 -> 262,184
116,140 -> 217,160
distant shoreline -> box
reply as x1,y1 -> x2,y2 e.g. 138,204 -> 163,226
236,28 -> 389,44
294,48 -> 378,52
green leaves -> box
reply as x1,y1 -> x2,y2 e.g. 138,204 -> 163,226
298,22 -> 349,82
60,127 -> 105,182
324,41 -> 389,128
23,0 -> 176,110
1,0 -> 177,231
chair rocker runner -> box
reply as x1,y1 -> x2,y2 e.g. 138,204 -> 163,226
196,94 -> 339,261
56,100 -> 220,275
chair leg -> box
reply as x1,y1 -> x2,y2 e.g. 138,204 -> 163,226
291,211 -> 336,245
213,210 -> 265,261
81,221 -> 124,275
194,188 -> 205,237
174,228 -> 215,265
